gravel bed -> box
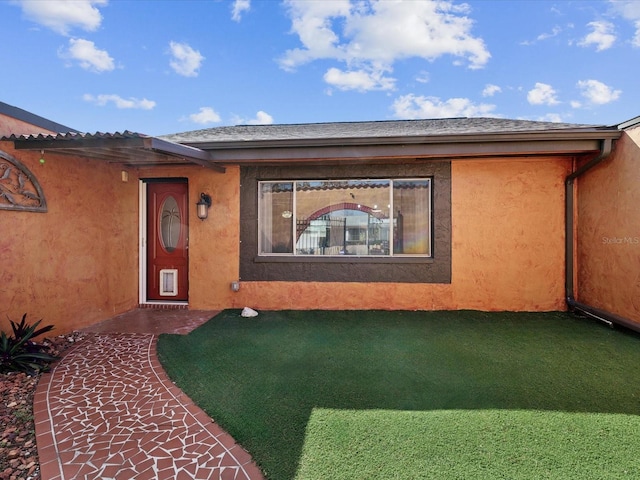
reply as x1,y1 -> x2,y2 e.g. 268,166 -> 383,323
0,332 -> 84,480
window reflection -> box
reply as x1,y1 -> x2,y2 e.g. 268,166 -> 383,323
259,178 -> 430,257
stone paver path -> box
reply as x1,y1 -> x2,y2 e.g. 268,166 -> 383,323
34,310 -> 265,480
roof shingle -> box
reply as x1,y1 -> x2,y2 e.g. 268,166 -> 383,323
161,117 -> 611,144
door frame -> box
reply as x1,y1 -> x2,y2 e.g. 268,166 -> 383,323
138,178 -> 189,306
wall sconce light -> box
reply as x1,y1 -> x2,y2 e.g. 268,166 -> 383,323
230,281 -> 240,292
196,193 -> 212,220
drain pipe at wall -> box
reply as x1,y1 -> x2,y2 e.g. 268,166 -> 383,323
565,138 -> 640,334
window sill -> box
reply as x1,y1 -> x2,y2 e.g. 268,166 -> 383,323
254,255 -> 434,264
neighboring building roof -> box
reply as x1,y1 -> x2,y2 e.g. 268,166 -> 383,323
617,116 -> 640,130
161,117 -> 614,145
0,101 -> 79,134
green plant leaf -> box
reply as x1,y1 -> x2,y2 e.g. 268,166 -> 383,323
1,314 -> 57,374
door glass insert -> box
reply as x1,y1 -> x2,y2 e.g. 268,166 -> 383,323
160,196 -> 181,252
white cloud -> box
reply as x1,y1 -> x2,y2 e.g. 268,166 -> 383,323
18,0 -> 107,35
83,94 -> 156,110
482,84 -> 502,97
169,41 -> 204,77
527,83 -> 560,105
538,113 -> 564,123
247,111 -> 274,125
415,71 -> 430,84
279,0 -> 350,71
576,79 -> 621,104
609,0 -> 640,47
231,0 -> 250,22
280,0 -> 490,92
233,111 -> 275,125
521,26 -> 562,45
59,38 -> 114,72
579,21 -> 616,51
188,107 -> 221,124
537,26 -> 562,41
391,94 -> 496,119
324,67 -> 395,92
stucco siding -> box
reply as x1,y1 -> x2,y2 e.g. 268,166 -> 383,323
450,158 -> 569,311
577,127 -> 640,324
0,143 -> 139,334
227,157 -> 569,312
0,150 -> 574,334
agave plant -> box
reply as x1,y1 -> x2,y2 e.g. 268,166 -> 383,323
0,314 -> 56,374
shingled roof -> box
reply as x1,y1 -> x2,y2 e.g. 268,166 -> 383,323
157,117 -> 621,165
3,117 -> 622,168
161,117 -> 615,145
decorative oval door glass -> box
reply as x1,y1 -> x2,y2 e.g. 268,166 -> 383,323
160,196 -> 181,252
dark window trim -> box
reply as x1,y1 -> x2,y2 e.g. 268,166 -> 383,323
253,255 -> 435,264
240,162 -> 451,283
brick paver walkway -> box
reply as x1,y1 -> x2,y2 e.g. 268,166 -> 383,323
34,310 -> 265,480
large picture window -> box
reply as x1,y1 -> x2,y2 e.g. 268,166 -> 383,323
240,163 -> 450,283
259,179 -> 431,257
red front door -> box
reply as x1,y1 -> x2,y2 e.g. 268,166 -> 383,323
146,181 -> 189,301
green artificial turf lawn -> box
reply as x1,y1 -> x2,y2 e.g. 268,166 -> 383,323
296,409 -> 640,479
156,310 -> 640,480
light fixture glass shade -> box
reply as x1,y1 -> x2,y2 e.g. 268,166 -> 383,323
196,202 -> 208,220
196,193 -> 211,220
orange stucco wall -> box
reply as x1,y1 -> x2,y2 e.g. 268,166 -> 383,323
577,127 -> 640,324
1,148 -> 572,335
0,142 -> 140,334
0,114 -> 56,136
136,165 -> 242,312
223,157 -> 570,312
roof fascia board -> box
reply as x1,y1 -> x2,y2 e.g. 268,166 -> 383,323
148,137 -> 225,172
186,129 -> 621,151
149,137 -> 214,161
13,137 -> 146,150
204,138 -> 605,163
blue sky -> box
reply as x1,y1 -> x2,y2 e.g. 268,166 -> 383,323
1,0 -> 639,136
